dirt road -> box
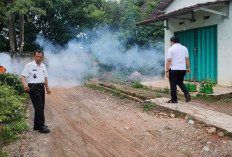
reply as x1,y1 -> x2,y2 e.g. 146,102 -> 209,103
3,86 -> 232,157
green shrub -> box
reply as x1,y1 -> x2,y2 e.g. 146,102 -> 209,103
0,73 -> 28,153
0,85 -> 28,146
0,73 -> 25,95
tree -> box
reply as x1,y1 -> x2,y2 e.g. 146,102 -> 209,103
0,1 -> 7,33
0,1 -> 8,51
30,0 -> 90,45
4,0 -> 45,53
6,0 -> 17,53
102,0 -> 163,48
103,0 -> 122,28
1,0 -> 164,52
83,4 -> 107,27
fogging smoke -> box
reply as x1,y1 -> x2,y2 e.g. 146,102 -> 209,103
0,28 -> 164,87
0,53 -> 30,74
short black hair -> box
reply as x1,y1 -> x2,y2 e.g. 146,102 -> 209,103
33,49 -> 44,56
170,37 -> 180,43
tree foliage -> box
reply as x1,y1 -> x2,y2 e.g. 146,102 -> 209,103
0,0 -> 164,52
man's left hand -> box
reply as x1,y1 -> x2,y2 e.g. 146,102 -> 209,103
166,71 -> 169,78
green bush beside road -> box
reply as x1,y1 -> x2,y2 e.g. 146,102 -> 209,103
0,73 -> 29,156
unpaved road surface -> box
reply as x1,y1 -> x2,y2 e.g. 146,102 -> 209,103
3,86 -> 232,157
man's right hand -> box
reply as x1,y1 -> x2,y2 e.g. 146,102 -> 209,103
187,69 -> 191,73
24,85 -> 30,92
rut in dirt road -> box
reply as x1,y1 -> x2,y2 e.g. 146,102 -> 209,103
21,86 -> 232,157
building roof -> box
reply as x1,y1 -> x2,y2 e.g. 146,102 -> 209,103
136,0 -> 230,26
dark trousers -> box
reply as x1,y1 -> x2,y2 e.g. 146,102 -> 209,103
169,69 -> 189,102
28,83 -> 45,128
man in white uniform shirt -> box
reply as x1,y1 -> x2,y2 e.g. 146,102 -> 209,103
21,50 -> 51,133
166,37 -> 191,103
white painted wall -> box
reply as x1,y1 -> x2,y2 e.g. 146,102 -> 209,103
166,0 -> 217,13
217,2 -> 232,86
164,1 -> 232,86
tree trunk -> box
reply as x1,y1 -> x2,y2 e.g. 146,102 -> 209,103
7,13 -> 16,53
6,0 -> 17,53
19,14 -> 24,53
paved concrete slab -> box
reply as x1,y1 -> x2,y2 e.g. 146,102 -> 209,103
149,97 -> 232,133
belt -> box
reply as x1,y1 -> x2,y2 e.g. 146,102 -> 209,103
28,83 -> 45,86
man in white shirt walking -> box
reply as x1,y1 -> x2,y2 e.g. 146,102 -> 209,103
21,50 -> 51,133
166,37 -> 191,103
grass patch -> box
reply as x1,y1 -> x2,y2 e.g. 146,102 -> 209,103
110,91 -> 124,98
84,83 -> 126,99
192,96 -> 232,103
154,87 -> 169,94
155,94 -> 162,98
131,81 -> 148,90
220,99 -> 232,103
0,150 -> 7,157
84,83 -> 104,91
192,96 -> 219,102
143,102 -> 157,111
224,131 -> 229,136
161,87 -> 169,94
115,89 -> 122,93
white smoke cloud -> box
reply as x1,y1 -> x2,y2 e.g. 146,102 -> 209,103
0,53 -> 31,74
0,28 -> 164,87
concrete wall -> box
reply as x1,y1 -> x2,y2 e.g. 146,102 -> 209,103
164,1 -> 232,86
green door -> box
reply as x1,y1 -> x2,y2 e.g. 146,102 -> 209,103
175,25 -> 217,82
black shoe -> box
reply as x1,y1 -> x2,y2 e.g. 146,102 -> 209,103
166,100 -> 178,103
39,126 -> 50,133
33,125 -> 48,131
186,94 -> 191,102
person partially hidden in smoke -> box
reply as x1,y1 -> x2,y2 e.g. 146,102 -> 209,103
21,50 -> 51,133
165,37 -> 191,103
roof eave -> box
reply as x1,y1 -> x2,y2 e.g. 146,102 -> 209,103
136,0 -> 230,26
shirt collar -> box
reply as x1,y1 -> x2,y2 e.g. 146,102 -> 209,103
173,43 -> 180,46
33,61 -> 43,67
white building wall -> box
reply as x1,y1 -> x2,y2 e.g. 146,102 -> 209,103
217,2 -> 232,86
166,0 -> 217,13
164,1 -> 232,86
